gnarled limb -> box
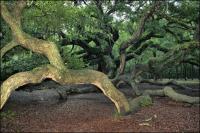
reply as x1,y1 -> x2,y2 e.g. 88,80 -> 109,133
1,40 -> 19,58
118,2 -> 161,75
163,87 -> 199,104
129,86 -> 199,113
1,2 -> 66,70
160,13 -> 195,30
0,64 -> 130,114
143,87 -> 199,104
0,1 -> 131,115
112,74 -> 141,96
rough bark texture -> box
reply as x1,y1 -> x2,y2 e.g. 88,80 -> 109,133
112,74 -> 141,96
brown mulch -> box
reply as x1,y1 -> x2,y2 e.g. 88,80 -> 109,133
1,90 -> 199,132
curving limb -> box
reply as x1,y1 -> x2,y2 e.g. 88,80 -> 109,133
118,1 -> 161,75
0,1 -> 131,115
0,65 -> 130,114
143,87 -> 199,104
1,40 -> 19,58
127,86 -> 199,114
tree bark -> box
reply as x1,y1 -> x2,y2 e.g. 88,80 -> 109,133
140,79 -> 199,92
0,1 -> 130,114
0,64 -> 130,114
143,87 -> 199,104
118,2 -> 161,74
0,40 -> 19,58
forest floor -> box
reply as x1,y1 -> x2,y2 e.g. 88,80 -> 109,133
0,80 -> 199,132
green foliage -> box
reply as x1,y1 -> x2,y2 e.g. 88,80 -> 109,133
0,45 -> 88,80
1,51 -> 49,80
65,54 -> 87,69
61,46 -> 88,69
0,18 -> 12,48
1,0 -> 199,80
139,95 -> 152,107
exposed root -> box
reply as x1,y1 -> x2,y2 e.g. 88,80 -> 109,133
143,87 -> 199,104
129,95 -> 152,113
163,87 -> 199,104
128,86 -> 199,114
140,79 -> 199,92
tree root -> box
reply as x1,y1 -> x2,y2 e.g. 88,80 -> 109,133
0,63 -> 198,115
128,86 -> 199,114
163,87 -> 199,104
140,79 -> 199,92
129,95 -> 152,113
143,87 -> 199,104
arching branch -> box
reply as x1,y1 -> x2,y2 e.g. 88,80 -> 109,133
0,40 -> 19,58
0,1 -> 131,115
0,65 -> 130,114
1,1 -> 65,69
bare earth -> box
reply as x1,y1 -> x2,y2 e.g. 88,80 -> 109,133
0,83 -> 199,132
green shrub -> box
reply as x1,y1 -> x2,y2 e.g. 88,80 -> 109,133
139,95 -> 153,107
61,46 -> 88,69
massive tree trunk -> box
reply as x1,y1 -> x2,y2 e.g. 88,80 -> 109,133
1,1 -> 199,116
0,1 -> 130,114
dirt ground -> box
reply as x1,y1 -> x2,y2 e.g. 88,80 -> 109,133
0,82 -> 199,132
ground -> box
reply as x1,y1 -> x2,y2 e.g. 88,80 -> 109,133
0,81 -> 199,132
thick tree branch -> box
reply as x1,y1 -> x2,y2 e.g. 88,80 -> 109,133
161,13 -> 195,30
1,2 -> 65,70
118,2 -> 162,75
1,1 -> 131,115
12,0 -> 27,25
120,2 -> 161,52
0,64 -> 130,114
0,40 -> 19,58
61,37 -> 100,55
